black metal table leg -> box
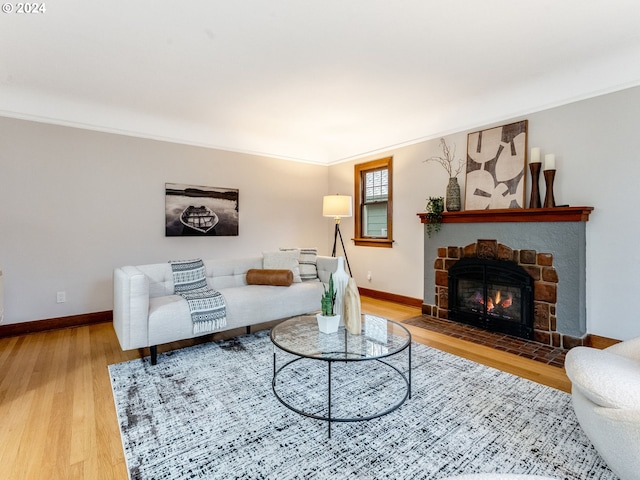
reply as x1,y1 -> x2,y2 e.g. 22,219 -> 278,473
409,342 -> 412,399
328,361 -> 332,438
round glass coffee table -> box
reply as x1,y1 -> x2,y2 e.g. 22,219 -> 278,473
270,314 -> 411,437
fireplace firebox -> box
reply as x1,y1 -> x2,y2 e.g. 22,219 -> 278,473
448,257 -> 534,340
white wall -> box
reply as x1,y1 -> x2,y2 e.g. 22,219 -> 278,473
331,85 -> 640,341
0,117 -> 329,324
3,85 -> 640,341
328,139 -> 459,302
529,88 -> 640,340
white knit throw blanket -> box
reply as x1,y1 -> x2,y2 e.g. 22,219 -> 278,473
170,259 -> 227,334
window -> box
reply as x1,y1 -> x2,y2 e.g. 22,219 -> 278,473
354,157 -> 393,248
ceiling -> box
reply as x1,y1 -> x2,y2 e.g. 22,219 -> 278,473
2,1 -> 640,165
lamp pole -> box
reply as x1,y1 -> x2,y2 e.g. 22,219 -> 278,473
323,194 -> 353,277
332,217 -> 352,276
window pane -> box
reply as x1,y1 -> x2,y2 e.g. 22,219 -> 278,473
364,167 -> 389,203
364,202 -> 388,237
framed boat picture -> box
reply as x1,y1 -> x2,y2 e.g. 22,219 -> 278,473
165,183 -> 239,236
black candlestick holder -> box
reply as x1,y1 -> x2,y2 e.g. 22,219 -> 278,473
529,162 -> 542,208
543,169 -> 556,208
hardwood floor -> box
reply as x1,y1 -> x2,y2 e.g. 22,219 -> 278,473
359,297 -> 570,393
0,298 -> 570,480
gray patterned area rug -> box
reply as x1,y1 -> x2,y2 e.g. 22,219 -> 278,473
108,330 -> 615,480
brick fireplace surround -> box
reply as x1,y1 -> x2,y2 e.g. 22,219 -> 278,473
427,239 -> 579,348
418,207 -> 593,354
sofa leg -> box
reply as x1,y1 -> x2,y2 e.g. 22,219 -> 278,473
246,326 -> 251,334
150,345 -> 158,365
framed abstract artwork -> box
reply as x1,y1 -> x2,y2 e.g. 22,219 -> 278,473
165,183 -> 239,236
464,120 -> 528,210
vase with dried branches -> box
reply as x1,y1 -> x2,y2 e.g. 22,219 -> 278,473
424,138 -> 465,212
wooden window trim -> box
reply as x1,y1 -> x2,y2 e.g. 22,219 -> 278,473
353,157 -> 393,248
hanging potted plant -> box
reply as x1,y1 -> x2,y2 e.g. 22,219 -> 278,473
424,138 -> 465,212
425,196 -> 444,238
317,273 -> 340,333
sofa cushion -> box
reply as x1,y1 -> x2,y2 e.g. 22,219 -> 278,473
263,250 -> 301,282
246,269 -> 293,286
219,282 -> 323,326
148,295 -> 197,346
565,346 -> 640,409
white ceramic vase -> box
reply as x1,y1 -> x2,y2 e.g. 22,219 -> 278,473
332,256 -> 350,325
316,313 -> 340,334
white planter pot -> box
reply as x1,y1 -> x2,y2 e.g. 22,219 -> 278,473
316,313 -> 341,334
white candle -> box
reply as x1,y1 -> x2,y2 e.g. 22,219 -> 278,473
544,154 -> 556,170
530,147 -> 541,163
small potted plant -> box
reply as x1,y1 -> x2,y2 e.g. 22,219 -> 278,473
317,273 -> 340,334
425,196 -> 444,238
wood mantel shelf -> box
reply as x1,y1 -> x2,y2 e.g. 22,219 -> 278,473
417,206 -> 594,224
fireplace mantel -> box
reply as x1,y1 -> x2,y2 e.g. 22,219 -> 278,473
417,206 -> 593,224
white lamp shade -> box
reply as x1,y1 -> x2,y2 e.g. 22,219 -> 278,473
323,195 -> 352,218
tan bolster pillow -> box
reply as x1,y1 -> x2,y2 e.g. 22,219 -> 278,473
246,269 -> 293,286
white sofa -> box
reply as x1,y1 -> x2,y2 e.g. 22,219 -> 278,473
564,336 -> 640,480
113,254 -> 338,364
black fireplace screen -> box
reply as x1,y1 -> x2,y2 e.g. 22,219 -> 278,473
448,257 -> 534,340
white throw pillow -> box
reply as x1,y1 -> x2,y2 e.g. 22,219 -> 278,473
263,250 -> 302,283
565,346 -> 640,409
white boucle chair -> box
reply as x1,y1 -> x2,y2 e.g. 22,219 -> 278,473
564,336 -> 640,480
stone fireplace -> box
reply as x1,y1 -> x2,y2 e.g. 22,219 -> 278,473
419,207 -> 593,349
433,239 -> 562,344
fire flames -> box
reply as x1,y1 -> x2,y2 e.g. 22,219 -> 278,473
473,290 -> 513,312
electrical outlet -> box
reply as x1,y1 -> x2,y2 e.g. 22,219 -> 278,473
56,291 -> 66,303
367,271 -> 372,281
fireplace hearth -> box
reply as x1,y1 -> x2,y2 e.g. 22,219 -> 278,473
448,257 -> 534,340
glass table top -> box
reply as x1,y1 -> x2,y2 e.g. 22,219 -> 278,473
270,314 -> 411,361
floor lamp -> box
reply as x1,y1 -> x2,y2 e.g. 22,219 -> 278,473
322,194 -> 353,276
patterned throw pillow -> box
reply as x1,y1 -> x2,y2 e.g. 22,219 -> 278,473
263,250 -> 302,283
280,247 -> 318,281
